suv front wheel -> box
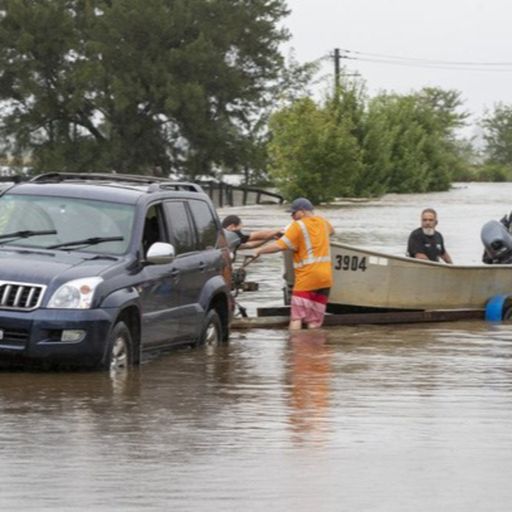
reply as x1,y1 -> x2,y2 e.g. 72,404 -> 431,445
104,321 -> 132,371
199,309 -> 223,348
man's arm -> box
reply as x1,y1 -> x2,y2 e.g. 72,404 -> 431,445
248,229 -> 283,241
441,251 -> 453,264
412,252 -> 430,261
239,239 -> 271,250
407,230 -> 426,260
254,241 -> 286,256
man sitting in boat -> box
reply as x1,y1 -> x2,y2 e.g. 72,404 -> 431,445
407,208 -> 453,264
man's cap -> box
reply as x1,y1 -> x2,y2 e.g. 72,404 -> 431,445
287,197 -> 314,213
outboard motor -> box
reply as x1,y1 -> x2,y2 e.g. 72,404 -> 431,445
481,219 -> 512,264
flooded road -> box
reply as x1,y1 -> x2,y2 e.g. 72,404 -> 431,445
3,182 -> 512,511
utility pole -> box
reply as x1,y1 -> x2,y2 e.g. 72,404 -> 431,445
334,48 -> 341,93
333,48 -> 360,94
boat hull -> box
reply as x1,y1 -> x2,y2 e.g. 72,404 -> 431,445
284,241 -> 512,310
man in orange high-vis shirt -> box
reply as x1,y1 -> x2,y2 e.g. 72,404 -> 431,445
254,198 -> 334,330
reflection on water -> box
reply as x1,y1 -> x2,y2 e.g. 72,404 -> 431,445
287,329 -> 332,444
3,184 -> 512,510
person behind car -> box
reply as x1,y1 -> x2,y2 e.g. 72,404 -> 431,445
222,214 -> 282,251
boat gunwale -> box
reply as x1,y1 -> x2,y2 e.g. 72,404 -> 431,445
331,240 -> 512,270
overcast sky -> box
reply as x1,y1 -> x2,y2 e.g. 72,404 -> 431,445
283,0 -> 512,133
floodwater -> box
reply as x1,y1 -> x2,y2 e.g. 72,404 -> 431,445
3,182 -> 512,511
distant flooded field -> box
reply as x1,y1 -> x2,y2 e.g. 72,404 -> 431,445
2,182 -> 512,511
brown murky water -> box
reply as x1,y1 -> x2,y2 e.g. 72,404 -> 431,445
3,183 -> 512,511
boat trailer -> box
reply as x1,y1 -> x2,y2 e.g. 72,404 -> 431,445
230,253 -> 511,329
231,305 -> 485,330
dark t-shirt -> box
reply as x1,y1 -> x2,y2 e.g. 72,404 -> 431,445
235,230 -> 250,245
407,228 -> 446,262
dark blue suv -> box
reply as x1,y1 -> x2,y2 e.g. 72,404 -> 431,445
0,173 -> 233,370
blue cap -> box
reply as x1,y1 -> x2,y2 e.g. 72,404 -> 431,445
287,197 -> 314,213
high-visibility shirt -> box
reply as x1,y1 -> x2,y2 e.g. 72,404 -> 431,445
276,216 -> 333,291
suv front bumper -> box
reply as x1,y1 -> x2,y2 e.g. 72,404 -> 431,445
0,307 -> 118,367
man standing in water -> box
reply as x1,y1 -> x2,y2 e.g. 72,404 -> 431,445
407,208 -> 453,263
254,198 -> 334,330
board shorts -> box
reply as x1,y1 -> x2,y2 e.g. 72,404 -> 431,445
290,288 -> 330,326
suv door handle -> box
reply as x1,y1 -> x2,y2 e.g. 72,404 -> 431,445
170,268 -> 180,278
198,261 -> 206,272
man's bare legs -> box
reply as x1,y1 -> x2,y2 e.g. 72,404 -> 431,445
289,319 -> 302,330
289,320 -> 324,330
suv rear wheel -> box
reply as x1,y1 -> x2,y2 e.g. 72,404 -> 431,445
199,309 -> 223,348
105,321 -> 132,371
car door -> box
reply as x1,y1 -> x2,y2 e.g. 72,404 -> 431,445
138,203 -> 187,348
162,200 -> 200,341
182,199 -> 223,339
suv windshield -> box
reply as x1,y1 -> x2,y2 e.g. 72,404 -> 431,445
0,194 -> 135,254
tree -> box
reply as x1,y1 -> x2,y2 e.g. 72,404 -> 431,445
221,53 -> 320,185
267,97 -> 363,203
365,89 -> 468,193
481,103 -> 512,166
266,83 -> 469,200
0,0 -> 290,176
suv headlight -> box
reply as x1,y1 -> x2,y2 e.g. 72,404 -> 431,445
47,277 -> 104,309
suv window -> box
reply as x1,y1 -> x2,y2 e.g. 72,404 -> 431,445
163,201 -> 196,255
188,199 -> 218,250
0,194 -> 134,254
142,204 -> 167,256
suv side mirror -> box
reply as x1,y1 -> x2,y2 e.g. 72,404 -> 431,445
146,242 -> 176,264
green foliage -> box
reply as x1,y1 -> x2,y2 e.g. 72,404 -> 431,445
444,138 -> 479,182
480,103 -> 512,167
0,0 -> 290,176
470,163 -> 512,182
366,91 -> 467,193
267,85 -> 469,199
267,97 -> 362,203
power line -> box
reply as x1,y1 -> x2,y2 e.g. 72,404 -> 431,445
340,48 -> 512,67
334,47 -> 512,72
347,56 -> 512,72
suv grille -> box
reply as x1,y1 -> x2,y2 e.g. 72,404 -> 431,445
0,282 -> 46,311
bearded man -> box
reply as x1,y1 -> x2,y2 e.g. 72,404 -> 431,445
407,208 -> 453,263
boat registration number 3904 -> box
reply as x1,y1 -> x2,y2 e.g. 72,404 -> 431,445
334,255 -> 367,272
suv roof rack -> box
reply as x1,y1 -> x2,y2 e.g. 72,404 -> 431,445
29,172 -> 204,193
147,182 -> 204,193
0,175 -> 25,183
30,172 -> 166,184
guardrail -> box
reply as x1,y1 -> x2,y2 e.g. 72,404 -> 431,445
197,181 -> 284,208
